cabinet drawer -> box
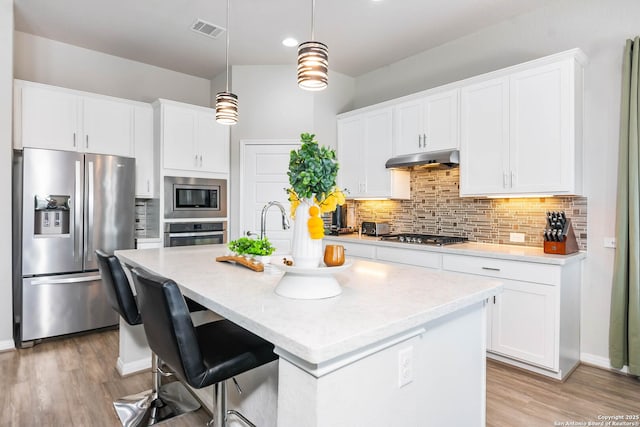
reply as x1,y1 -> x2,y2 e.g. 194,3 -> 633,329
339,242 -> 375,259
442,254 -> 559,285
376,247 -> 442,269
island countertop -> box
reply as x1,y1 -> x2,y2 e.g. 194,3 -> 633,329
116,244 -> 502,366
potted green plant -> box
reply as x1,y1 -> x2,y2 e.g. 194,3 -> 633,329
228,236 -> 276,264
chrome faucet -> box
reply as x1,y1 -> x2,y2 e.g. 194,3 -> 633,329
260,201 -> 290,239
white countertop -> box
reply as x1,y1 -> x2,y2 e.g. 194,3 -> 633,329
116,244 -> 502,365
325,234 -> 586,265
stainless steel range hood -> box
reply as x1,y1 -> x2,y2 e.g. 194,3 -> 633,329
385,149 -> 459,169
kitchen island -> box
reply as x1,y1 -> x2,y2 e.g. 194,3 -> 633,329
116,244 -> 502,427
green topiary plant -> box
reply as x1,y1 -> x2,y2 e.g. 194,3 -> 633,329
287,133 -> 339,201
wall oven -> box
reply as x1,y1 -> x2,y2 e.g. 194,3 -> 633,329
164,176 -> 227,219
164,221 -> 227,247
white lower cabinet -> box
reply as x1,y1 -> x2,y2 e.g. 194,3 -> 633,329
442,253 -> 580,379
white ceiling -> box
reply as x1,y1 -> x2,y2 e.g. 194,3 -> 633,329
14,0 -> 551,79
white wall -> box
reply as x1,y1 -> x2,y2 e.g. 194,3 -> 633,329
228,65 -> 354,239
353,0 -> 637,366
14,31 -> 211,106
0,0 -> 14,351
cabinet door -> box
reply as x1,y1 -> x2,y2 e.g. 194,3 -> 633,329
423,89 -> 459,152
83,97 -> 133,156
134,106 -> 155,197
459,77 -> 510,196
21,85 -> 79,151
162,104 -> 198,171
510,61 -> 572,193
363,108 -> 393,197
337,116 -> 364,197
393,99 -> 422,156
197,112 -> 230,174
490,279 -> 557,370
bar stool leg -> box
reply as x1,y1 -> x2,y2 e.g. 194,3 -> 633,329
208,380 -> 256,427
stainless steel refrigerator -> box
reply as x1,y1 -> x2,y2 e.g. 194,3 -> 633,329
13,148 -> 135,346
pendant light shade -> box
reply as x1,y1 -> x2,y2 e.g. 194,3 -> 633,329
297,0 -> 328,91
216,0 -> 238,125
297,41 -> 328,91
215,91 -> 238,125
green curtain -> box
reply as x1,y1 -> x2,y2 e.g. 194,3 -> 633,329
610,37 -> 640,375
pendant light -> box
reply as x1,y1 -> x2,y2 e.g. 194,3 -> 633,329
297,0 -> 328,91
216,0 -> 238,125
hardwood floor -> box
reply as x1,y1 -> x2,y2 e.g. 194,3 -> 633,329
0,329 -> 638,426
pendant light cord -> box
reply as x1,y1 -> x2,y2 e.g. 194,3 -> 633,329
311,0 -> 315,40
225,0 -> 230,92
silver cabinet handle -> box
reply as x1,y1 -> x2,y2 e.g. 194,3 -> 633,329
510,171 -> 515,188
199,154 -> 203,167
194,154 -> 198,167
31,275 -> 102,286
147,180 -> 150,192
502,173 -> 508,188
423,133 -> 427,146
73,132 -> 76,147
481,266 -> 501,272
418,134 -> 422,148
85,135 -> 89,148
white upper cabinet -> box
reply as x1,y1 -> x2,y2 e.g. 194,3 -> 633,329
460,77 -> 510,195
158,100 -> 229,175
460,51 -> 585,197
337,107 -> 410,199
393,89 -> 459,156
82,97 -> 133,156
15,80 -> 134,157
20,84 -> 79,151
133,105 -> 157,198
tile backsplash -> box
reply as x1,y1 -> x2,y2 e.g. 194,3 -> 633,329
353,167 -> 587,250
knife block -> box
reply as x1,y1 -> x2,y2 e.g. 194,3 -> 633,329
544,219 -> 579,255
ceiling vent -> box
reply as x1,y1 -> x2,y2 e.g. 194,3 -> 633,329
191,19 -> 226,39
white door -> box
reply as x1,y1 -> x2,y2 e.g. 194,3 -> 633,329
423,89 -> 459,152
83,97 -> 133,156
337,116 -> 364,197
459,77 -> 510,196
510,61 -> 571,193
163,104 -> 197,171
393,99 -> 423,156
490,279 -> 557,370
198,112 -> 230,174
241,141 -> 300,255
21,85 -> 79,151
363,108 -> 393,197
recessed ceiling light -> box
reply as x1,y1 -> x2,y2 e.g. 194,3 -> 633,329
282,37 -> 298,47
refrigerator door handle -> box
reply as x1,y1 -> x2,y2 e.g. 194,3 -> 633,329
30,275 -> 102,286
74,160 -> 83,263
85,160 -> 95,264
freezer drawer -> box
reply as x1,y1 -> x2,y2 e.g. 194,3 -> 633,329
20,272 -> 118,342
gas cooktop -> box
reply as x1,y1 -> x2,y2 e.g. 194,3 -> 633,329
379,233 -> 468,246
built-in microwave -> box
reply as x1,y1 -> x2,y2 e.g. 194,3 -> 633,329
164,176 -> 227,219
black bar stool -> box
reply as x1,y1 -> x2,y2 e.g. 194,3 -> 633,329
130,266 -> 278,427
96,250 -> 203,426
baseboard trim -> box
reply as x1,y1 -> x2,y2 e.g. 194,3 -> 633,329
117,356 -> 151,376
580,352 -> 629,374
0,339 -> 15,352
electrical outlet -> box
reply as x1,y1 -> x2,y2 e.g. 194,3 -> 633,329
604,237 -> 616,248
510,232 -> 525,243
398,347 -> 413,388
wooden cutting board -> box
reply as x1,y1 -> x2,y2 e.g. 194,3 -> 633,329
215,255 -> 264,272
